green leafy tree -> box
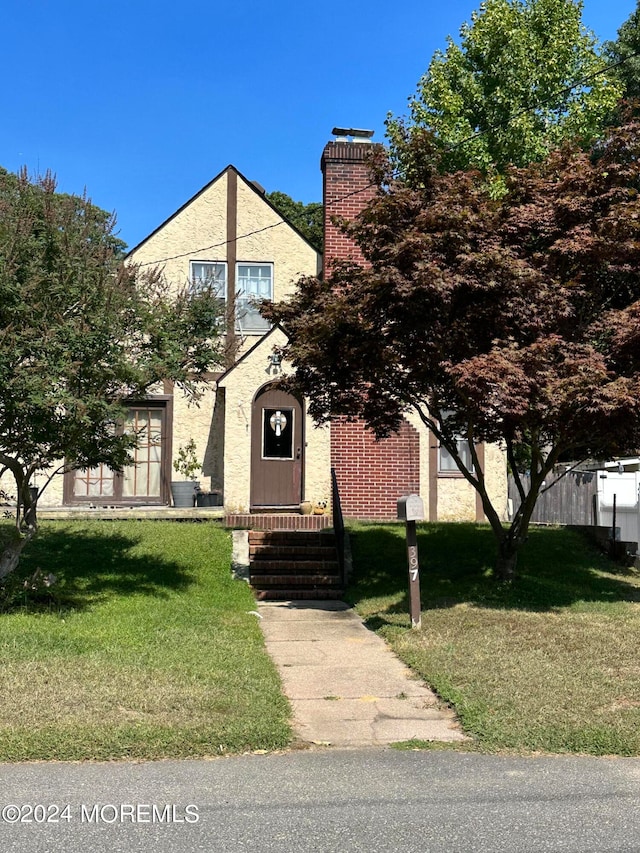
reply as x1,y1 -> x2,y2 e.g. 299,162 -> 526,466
388,0 -> 622,181
0,168 -> 224,578
605,1 -> 640,99
266,190 -> 323,252
264,119 -> 640,580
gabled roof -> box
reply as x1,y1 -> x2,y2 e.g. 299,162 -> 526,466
216,323 -> 289,386
125,165 -> 321,259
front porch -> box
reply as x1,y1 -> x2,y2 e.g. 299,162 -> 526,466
225,513 -> 331,531
35,506 -> 331,530
36,506 -> 226,522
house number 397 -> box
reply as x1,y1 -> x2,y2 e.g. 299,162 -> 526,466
408,546 -> 419,582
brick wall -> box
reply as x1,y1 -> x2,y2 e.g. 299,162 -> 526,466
331,417 -> 420,520
321,141 -> 378,278
323,135 -> 421,519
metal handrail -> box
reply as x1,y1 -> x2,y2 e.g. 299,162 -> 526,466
331,467 -> 346,586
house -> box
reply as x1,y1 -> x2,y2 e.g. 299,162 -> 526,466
57,164 -> 328,513
34,129 -> 507,522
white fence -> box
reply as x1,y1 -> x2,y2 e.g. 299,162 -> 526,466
597,471 -> 640,546
508,466 -> 640,549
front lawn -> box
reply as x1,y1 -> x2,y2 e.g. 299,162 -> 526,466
0,520 -> 290,761
346,522 -> 640,755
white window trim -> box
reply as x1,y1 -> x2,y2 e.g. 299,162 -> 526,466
235,262 -> 273,334
190,261 -> 227,298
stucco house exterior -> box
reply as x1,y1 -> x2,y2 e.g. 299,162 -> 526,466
27,130 -> 507,522
63,164 -> 328,513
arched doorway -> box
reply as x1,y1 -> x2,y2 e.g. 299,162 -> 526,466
251,384 -> 303,508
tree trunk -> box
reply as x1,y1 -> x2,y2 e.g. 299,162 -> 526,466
495,552 -> 518,581
495,539 -> 519,581
0,538 -> 27,581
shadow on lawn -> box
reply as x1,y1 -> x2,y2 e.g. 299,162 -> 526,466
4,526 -> 193,612
345,522 -> 640,620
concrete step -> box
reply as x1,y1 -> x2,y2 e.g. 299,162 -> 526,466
254,588 -> 345,601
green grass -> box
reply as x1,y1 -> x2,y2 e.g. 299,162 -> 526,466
0,520 -> 290,761
346,522 -> 640,756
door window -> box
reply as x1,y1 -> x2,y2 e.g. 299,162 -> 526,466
122,408 -> 163,497
262,408 -> 294,459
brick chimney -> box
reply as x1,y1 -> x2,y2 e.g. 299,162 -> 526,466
320,127 -> 377,279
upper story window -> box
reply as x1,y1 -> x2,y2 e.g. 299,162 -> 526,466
190,261 -> 227,297
189,261 -> 273,335
236,264 -> 272,333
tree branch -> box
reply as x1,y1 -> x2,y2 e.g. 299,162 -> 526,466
539,457 -> 590,495
505,436 -> 526,502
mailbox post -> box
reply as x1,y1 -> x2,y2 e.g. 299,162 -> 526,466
397,494 -> 424,630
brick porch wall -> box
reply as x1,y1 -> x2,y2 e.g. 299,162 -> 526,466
331,417 -> 420,520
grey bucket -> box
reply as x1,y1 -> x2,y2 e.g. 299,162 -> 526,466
170,481 -> 198,508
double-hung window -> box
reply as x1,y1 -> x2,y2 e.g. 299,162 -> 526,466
191,261 -> 227,330
236,264 -> 272,333
438,412 -> 474,475
189,261 -> 273,334
191,261 -> 227,298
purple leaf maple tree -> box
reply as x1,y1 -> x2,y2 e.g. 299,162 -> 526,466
265,118 -> 640,579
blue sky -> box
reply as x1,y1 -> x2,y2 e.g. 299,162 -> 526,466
1,0 -> 636,249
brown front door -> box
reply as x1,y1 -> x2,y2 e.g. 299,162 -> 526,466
251,385 -> 303,508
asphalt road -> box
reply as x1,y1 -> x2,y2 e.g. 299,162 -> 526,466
1,749 -> 639,852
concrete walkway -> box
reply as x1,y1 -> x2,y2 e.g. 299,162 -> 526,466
258,600 -> 467,748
